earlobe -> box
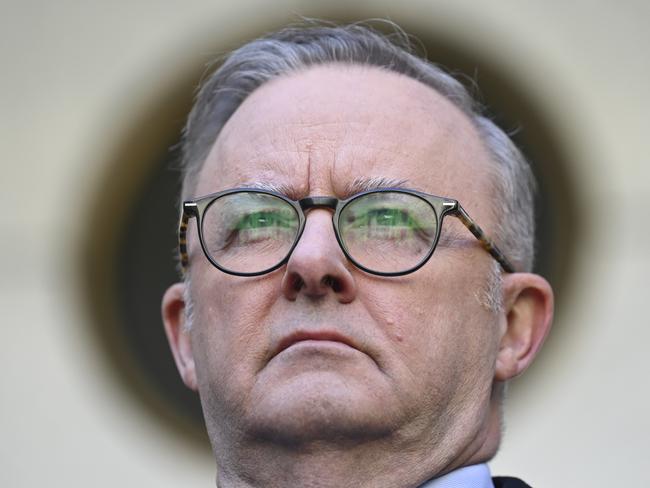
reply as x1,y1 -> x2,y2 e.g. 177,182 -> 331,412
161,282 -> 198,391
495,273 -> 554,382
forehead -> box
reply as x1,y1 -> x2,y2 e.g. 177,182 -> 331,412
196,64 -> 493,208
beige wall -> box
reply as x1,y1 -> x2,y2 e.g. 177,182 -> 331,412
2,1 -> 649,486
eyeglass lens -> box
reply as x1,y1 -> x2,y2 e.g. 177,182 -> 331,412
202,192 -> 301,274
339,192 -> 438,273
201,191 -> 439,274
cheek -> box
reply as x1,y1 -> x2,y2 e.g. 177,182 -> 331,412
190,269 -> 281,392
359,269 -> 498,386
359,274 -> 460,349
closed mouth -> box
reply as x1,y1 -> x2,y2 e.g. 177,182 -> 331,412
273,330 -> 359,358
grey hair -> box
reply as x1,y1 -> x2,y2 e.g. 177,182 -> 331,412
179,20 -> 536,272
182,273 -> 195,332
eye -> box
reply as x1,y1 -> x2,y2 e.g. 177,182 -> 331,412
367,207 -> 415,227
224,209 -> 297,248
340,193 -> 438,249
346,206 -> 420,230
236,210 -> 293,229
202,192 -> 300,270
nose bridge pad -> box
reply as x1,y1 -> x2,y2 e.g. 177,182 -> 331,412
299,196 -> 339,211
296,196 -> 340,256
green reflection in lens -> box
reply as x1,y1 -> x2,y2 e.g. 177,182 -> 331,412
339,192 -> 438,273
203,192 -> 299,274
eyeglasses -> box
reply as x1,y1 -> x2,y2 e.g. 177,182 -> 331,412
178,188 -> 515,277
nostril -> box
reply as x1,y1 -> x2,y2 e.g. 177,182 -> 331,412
291,275 -> 304,292
322,275 -> 341,293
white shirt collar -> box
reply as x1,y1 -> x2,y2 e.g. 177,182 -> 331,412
419,463 -> 494,488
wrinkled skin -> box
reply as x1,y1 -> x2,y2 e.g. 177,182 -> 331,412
162,65 -> 554,487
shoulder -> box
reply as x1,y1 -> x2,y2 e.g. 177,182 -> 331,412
492,477 -> 533,488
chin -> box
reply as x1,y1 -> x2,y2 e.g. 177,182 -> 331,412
240,371 -> 402,447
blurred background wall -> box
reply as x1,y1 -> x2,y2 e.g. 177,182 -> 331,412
2,1 -> 648,486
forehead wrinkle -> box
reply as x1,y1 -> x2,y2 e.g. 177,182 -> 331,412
329,140 -> 445,197
207,118 -> 311,187
215,121 -> 347,198
208,64 -> 494,223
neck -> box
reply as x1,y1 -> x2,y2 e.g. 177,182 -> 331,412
217,438 -> 437,488
211,405 -> 501,488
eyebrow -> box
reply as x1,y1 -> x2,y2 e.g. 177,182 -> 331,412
341,176 -> 412,199
237,181 -> 302,200
238,176 -> 413,200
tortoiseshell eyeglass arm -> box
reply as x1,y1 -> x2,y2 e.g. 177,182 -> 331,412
451,204 -> 516,273
178,202 -> 198,276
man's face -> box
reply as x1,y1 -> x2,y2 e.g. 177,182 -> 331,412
185,65 -> 503,454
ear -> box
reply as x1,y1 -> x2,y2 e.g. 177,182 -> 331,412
161,282 -> 197,391
495,273 -> 554,381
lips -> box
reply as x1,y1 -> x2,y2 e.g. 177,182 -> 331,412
273,330 -> 359,358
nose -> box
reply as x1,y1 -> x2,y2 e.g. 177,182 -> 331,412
281,210 -> 357,303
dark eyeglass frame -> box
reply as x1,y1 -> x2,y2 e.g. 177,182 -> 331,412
178,187 -> 515,277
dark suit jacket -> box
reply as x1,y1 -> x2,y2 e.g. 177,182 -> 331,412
492,477 -> 532,488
